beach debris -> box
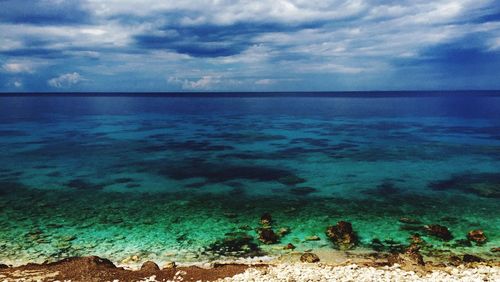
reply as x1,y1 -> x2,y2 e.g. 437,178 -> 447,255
388,244 -> 425,269
424,224 -> 453,241
325,221 -> 358,250
258,228 -> 279,244
467,229 -> 487,245
462,254 -> 484,263
300,252 -> 320,263
163,261 -> 176,269
399,217 -> 422,224
260,213 -> 272,226
283,243 -> 296,250
305,235 -> 321,241
141,261 -> 160,272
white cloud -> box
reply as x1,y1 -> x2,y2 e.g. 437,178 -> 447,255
2,62 -> 34,73
168,75 -> 242,90
48,72 -> 84,88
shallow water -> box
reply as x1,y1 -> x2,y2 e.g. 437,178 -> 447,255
0,92 -> 499,266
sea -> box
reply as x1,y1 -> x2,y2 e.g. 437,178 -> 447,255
0,91 -> 499,266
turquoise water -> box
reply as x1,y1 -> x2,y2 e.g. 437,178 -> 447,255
0,93 -> 499,266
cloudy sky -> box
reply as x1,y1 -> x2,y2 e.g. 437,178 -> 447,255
0,0 -> 499,92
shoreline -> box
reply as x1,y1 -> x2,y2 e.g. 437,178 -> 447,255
1,255 -> 499,282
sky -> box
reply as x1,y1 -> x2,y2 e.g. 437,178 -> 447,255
0,0 -> 499,92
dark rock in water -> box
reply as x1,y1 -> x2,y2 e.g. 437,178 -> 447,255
207,233 -> 262,257
399,217 -> 422,224
283,243 -> 296,250
277,175 -> 306,185
289,187 -> 317,196
260,213 -> 272,226
453,239 -> 472,247
424,224 -> 453,241
0,263 -> 8,269
258,228 -> 279,244
325,221 -> 358,250
140,261 -> 160,272
467,230 -> 487,245
300,252 -> 320,263
490,247 -> 500,253
370,238 -> 385,252
462,254 -> 484,263
400,224 -> 425,232
387,244 -> 425,268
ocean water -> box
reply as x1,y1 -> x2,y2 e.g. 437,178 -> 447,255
0,92 -> 499,266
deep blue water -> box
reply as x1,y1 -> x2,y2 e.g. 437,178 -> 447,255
0,92 -> 499,266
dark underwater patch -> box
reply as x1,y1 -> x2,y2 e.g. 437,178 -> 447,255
429,172 -> 500,198
203,132 -> 287,143
160,161 -> 301,184
66,179 -> 105,190
289,186 -> 317,196
362,181 -> 401,197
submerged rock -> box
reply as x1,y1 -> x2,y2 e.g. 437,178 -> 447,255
462,254 -> 484,263
370,238 -> 385,252
283,243 -> 296,250
490,247 -> 500,253
0,264 -> 8,269
260,213 -> 272,226
258,228 -> 279,244
424,224 -> 453,241
300,252 -> 320,263
140,261 -> 160,272
305,235 -> 321,241
207,233 -> 262,257
325,221 -> 358,250
278,227 -> 291,237
388,244 -> 425,269
467,230 -> 487,245
399,217 -> 422,224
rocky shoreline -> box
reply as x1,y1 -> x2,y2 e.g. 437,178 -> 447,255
0,255 -> 499,282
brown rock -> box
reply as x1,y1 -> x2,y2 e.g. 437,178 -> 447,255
258,228 -> 279,244
260,213 -> 272,226
467,230 -> 487,245
410,234 -> 424,245
424,224 -> 453,241
283,243 -> 296,250
491,247 -> 500,253
0,264 -> 8,269
141,261 -> 160,272
325,221 -> 358,250
300,253 -> 320,263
